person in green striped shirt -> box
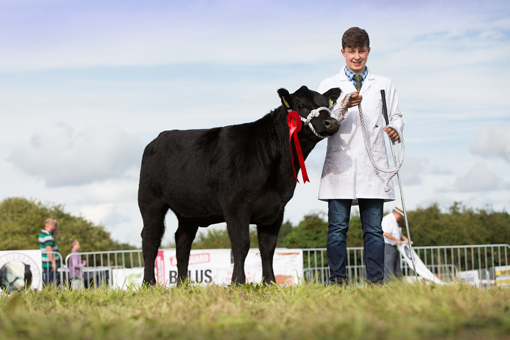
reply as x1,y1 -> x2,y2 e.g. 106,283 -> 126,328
39,218 -> 60,285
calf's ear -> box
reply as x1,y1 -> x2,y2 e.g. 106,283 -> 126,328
277,88 -> 292,109
323,88 -> 341,107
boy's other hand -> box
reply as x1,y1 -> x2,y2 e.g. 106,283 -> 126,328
383,127 -> 399,141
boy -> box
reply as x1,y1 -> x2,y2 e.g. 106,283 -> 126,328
318,27 -> 404,285
69,240 -> 86,290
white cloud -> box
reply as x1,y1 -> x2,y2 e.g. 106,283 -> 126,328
1,0 -> 510,247
80,203 -> 128,227
1,0 -> 508,72
399,158 -> 427,185
7,125 -> 143,187
470,125 -> 510,162
453,162 -> 501,192
69,179 -> 138,205
429,164 -> 454,176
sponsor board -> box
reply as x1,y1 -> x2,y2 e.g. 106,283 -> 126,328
458,270 -> 481,287
112,268 -> 144,290
495,265 -> 510,278
496,277 -> 510,287
495,265 -> 510,287
155,248 -> 303,286
0,250 -> 43,293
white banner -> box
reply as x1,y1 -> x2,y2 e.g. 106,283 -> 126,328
112,268 -> 144,289
458,270 -> 481,287
155,248 -> 303,286
0,250 -> 43,293
398,243 -> 444,285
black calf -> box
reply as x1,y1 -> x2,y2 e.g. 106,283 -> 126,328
138,86 -> 341,285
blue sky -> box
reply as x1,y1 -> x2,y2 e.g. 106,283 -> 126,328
1,0 -> 510,246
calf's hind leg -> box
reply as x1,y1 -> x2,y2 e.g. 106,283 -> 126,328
225,212 -> 251,285
257,215 -> 283,284
140,200 -> 169,285
175,219 -> 199,285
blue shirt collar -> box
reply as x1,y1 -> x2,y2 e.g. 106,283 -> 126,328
344,67 -> 368,82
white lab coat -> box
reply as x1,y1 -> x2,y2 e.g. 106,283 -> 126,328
318,67 -> 403,203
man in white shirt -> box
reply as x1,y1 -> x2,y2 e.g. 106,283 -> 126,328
382,204 -> 408,283
318,27 -> 404,285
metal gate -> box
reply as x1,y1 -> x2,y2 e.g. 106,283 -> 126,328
303,244 -> 510,286
55,244 -> 510,288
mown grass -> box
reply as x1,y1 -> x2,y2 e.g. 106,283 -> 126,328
1,283 -> 510,340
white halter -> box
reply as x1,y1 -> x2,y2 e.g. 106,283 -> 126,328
290,107 -> 336,139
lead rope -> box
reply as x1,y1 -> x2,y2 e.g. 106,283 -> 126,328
332,92 -> 418,281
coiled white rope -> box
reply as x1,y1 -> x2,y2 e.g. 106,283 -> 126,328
332,92 -> 405,192
334,92 -> 418,281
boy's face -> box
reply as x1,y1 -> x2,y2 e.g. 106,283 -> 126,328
341,45 -> 371,75
74,242 -> 80,250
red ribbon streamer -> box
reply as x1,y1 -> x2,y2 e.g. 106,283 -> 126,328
287,111 -> 309,183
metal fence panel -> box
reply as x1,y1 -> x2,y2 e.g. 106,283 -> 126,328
40,251 -> 64,288
48,244 -> 510,288
303,244 -> 510,287
63,250 -> 144,288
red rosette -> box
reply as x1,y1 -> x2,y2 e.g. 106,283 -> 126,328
287,110 -> 302,134
286,110 -> 309,183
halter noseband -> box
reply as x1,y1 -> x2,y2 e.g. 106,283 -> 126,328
289,106 -> 335,139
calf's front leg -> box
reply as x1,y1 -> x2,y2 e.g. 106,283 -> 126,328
256,215 -> 283,284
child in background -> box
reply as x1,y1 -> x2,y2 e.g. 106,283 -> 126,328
69,240 -> 86,290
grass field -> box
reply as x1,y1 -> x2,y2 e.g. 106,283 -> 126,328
1,283 -> 510,340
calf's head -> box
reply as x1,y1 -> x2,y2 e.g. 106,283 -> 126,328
277,86 -> 341,139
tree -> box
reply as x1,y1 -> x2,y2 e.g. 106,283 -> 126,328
192,227 -> 260,249
405,202 -> 510,246
280,213 -> 328,248
9,195 -> 505,260
280,211 -> 364,248
277,220 -> 293,247
167,220 -> 292,250
0,197 -> 136,260
278,202 -> 510,249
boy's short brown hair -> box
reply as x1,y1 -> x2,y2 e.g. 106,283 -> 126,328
342,27 -> 370,50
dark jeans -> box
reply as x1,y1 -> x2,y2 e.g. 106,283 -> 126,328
42,266 -> 57,286
327,199 -> 385,284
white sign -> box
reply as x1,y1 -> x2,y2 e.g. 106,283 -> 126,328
112,268 -> 144,289
155,248 -> 303,286
398,243 -> 444,285
0,250 -> 43,293
458,270 -> 481,287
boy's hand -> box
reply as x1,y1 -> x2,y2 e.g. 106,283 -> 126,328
383,127 -> 399,141
341,91 -> 362,108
